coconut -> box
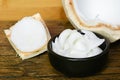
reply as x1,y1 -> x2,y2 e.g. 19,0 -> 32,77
4,13 -> 51,60
62,0 -> 120,42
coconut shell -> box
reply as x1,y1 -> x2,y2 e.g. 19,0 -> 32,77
62,0 -> 120,42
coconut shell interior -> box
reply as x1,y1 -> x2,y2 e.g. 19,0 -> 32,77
62,0 -> 120,42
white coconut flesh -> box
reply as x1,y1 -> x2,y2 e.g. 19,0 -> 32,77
52,29 -> 105,58
10,17 -> 47,52
73,0 -> 120,26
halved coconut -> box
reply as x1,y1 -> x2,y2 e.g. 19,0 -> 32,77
4,13 -> 51,60
62,0 -> 120,42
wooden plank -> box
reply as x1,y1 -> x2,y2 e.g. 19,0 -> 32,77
0,67 -> 24,77
0,7 -> 67,21
0,21 -> 120,80
7,0 -> 62,8
0,0 -> 67,21
0,0 -> 2,7
0,74 -> 120,80
1,0 -> 8,8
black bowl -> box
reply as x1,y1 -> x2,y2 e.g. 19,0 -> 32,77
47,32 -> 110,77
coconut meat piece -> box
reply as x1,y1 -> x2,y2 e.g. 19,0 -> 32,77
10,17 -> 47,52
4,13 -> 51,60
73,0 -> 120,26
52,29 -> 105,58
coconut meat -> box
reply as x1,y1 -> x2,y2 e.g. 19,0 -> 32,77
52,29 -> 105,58
10,17 -> 47,52
73,0 -> 120,26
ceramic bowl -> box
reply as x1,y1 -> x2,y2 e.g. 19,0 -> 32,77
47,32 -> 110,77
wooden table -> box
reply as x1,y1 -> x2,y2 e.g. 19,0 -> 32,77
0,21 -> 120,80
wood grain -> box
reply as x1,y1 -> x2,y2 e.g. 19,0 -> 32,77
0,0 -> 67,21
0,0 -> 2,7
7,0 -> 62,8
0,21 -> 120,80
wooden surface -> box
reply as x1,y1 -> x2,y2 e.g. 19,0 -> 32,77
0,21 -> 120,80
0,0 -> 67,21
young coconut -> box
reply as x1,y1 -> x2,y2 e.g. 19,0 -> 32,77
4,13 -> 51,60
62,0 -> 120,42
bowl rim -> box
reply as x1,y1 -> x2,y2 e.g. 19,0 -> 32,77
47,31 -> 110,61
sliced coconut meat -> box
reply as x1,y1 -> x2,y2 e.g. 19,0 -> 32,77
10,17 -> 47,52
52,29 -> 104,58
